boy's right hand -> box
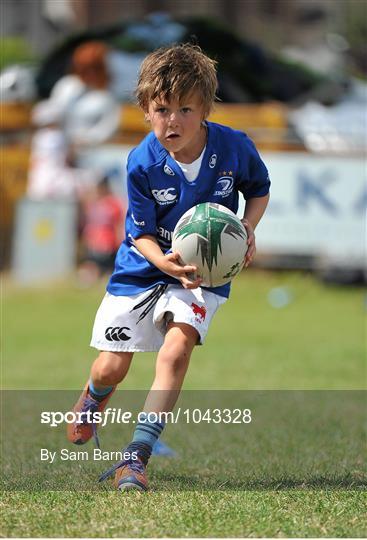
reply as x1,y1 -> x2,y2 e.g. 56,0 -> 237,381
157,251 -> 202,289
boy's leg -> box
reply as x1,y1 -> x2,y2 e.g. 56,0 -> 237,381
67,351 -> 133,446
113,322 -> 198,491
99,285 -> 225,490
71,286 -> 166,448
144,321 -> 198,410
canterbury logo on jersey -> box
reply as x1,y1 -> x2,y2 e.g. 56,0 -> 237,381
105,327 -> 131,341
152,188 -> 178,205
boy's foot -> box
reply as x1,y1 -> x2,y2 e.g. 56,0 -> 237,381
99,455 -> 148,491
67,382 -> 115,447
115,456 -> 148,491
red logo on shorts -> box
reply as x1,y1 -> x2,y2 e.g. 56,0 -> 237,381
191,303 -> 207,323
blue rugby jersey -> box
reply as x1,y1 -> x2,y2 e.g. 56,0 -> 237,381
107,121 -> 270,298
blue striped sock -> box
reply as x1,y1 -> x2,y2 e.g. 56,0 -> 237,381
131,412 -> 165,455
89,380 -> 113,398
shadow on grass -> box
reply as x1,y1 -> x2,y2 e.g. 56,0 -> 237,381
2,471 -> 366,492
148,471 -> 367,491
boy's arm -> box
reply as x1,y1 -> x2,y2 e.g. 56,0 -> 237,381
134,235 -> 202,289
241,193 -> 270,267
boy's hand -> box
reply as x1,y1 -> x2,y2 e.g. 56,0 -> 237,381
242,219 -> 256,268
158,251 -> 202,289
241,193 -> 269,267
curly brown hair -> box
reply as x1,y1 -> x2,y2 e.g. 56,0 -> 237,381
136,43 -> 218,116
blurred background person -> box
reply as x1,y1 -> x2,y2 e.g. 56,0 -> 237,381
78,176 -> 126,286
27,98 -> 97,200
27,41 -> 120,200
30,40 -> 120,156
56,41 -> 120,147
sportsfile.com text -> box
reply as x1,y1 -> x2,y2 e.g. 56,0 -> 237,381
41,408 -> 252,427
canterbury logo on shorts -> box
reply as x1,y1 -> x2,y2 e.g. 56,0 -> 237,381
105,326 -> 131,341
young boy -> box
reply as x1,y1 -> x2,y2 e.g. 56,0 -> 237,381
67,44 -> 270,491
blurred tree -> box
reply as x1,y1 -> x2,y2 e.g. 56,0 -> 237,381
343,0 -> 367,76
0,37 -> 38,71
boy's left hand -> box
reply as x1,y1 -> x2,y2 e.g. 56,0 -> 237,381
242,219 -> 256,268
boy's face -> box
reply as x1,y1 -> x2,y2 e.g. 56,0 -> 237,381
145,93 -> 207,160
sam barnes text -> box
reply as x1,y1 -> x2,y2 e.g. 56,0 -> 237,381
40,448 -> 137,463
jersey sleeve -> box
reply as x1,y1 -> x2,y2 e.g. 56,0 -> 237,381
127,164 -> 157,239
237,135 -> 270,199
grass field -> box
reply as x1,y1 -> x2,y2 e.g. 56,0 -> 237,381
1,270 -> 366,537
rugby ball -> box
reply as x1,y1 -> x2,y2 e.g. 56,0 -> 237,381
172,202 -> 248,287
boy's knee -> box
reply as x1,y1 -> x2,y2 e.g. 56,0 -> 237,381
158,350 -> 188,377
92,351 -> 132,386
159,324 -> 198,371
166,323 -> 199,350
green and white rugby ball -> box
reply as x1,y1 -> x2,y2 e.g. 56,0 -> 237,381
172,202 -> 248,287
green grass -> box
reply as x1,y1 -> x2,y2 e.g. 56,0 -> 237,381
1,491 -> 365,537
1,271 -> 366,537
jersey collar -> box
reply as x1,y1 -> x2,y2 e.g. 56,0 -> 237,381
153,122 -> 218,182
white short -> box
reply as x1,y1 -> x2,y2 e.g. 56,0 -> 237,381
90,284 -> 227,352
